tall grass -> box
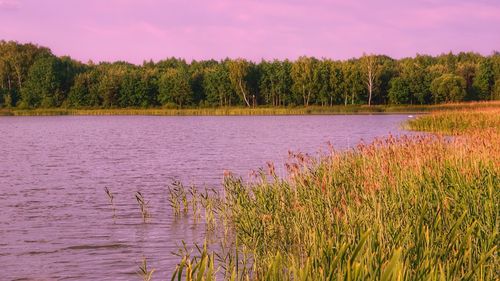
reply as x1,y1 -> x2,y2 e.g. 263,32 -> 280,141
406,108 -> 500,134
170,109 -> 499,280
1,101 -> 499,116
135,191 -> 151,223
104,186 -> 116,219
137,257 -> 155,281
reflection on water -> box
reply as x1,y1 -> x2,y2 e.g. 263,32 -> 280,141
0,115 -> 413,280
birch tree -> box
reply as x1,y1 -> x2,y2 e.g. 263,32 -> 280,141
228,59 -> 251,107
361,53 -> 380,106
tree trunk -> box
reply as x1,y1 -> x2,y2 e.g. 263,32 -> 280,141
239,80 -> 250,107
302,85 -> 307,106
367,68 -> 373,106
14,66 -> 22,89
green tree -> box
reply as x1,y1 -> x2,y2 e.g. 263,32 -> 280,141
0,41 -> 52,106
189,60 -> 217,105
327,61 -> 345,105
377,56 -> 397,104
259,60 -> 292,106
388,77 -> 411,104
98,69 -> 122,108
67,70 -> 101,107
158,68 -> 192,107
227,59 -> 252,107
313,60 -> 331,106
360,54 -> 381,106
291,56 -> 316,106
20,55 -> 63,108
492,78 -> 500,100
472,58 -> 494,100
343,61 -> 365,105
204,63 -> 235,106
430,74 -> 466,103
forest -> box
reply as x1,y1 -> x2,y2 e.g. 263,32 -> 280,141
0,40 -> 499,109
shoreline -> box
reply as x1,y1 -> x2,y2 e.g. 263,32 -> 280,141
1,101 -> 498,116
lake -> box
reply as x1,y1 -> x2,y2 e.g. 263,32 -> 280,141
0,115 -> 413,281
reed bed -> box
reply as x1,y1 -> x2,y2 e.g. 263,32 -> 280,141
406,107 -> 500,135
170,109 -> 499,280
1,101 -> 499,116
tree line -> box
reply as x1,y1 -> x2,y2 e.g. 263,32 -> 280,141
0,40 -> 499,109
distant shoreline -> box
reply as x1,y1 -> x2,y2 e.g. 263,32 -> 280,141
0,101 -> 498,117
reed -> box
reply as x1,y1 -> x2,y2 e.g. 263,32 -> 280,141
170,109 -> 499,280
171,241 -> 217,281
167,182 -> 184,217
104,186 -> 116,218
1,101 -> 498,116
135,191 -> 150,223
137,257 -> 155,281
406,107 -> 500,134
189,185 -> 200,221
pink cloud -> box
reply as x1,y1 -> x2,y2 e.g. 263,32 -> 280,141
0,0 -> 19,11
0,0 -> 498,63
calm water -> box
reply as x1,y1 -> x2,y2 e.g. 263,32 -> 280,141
0,115 -> 413,280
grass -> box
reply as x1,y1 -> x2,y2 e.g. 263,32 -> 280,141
168,108 -> 499,280
406,107 -> 500,135
135,191 -> 151,223
104,186 -> 116,219
137,257 -> 155,281
0,101 -> 499,116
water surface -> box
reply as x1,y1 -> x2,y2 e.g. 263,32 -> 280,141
0,115 -> 412,280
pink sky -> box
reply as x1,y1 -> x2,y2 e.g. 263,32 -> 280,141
1,0 -> 499,64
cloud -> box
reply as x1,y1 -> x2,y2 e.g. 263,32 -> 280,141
0,0 -> 19,11
1,0 -> 499,63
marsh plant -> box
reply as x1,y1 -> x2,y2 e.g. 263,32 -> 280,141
167,181 -> 190,217
170,109 -> 499,280
405,107 -> 500,134
137,257 -> 155,281
104,186 -> 116,218
199,189 -> 222,232
135,191 -> 150,223
189,185 -> 200,221
172,241 -> 217,281
167,181 -> 224,231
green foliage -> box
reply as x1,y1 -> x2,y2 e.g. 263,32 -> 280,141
259,59 -> 292,106
398,56 -> 432,104
97,69 -> 121,108
328,61 -> 346,105
68,70 -> 101,107
20,55 -> 64,108
494,78 -> 500,100
430,74 -> 466,103
158,68 -> 192,107
313,59 -> 331,106
118,69 -> 158,107
1,41 -> 499,109
291,56 -> 316,106
388,77 -> 410,104
227,58 -> 253,107
203,64 -> 234,106
343,60 -> 365,105
473,58 -> 494,100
